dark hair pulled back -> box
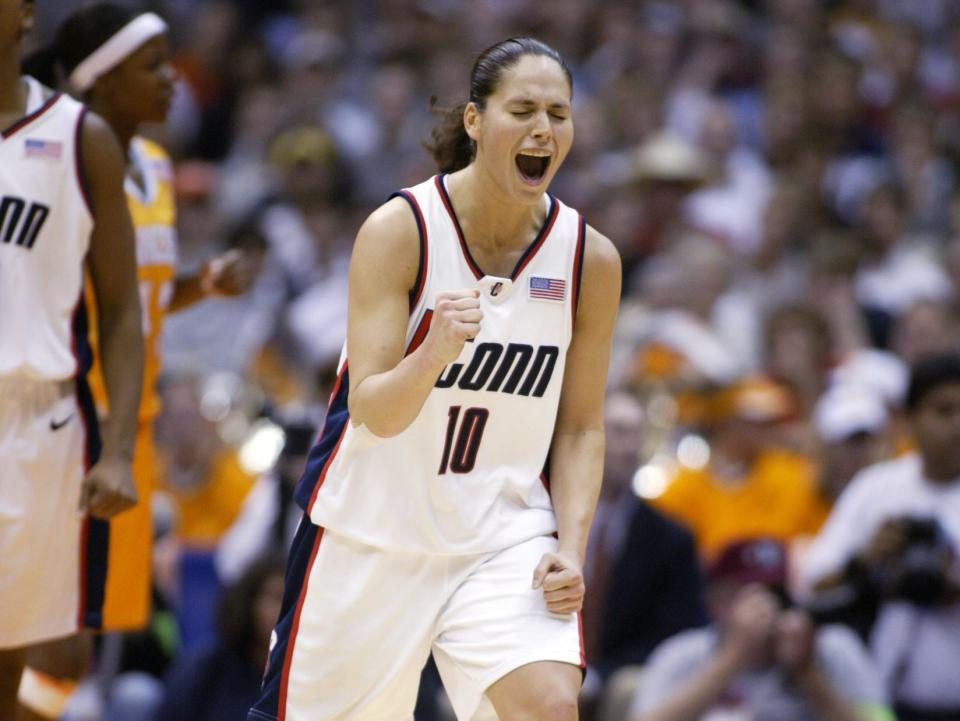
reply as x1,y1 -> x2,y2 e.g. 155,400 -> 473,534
22,2 -> 137,91
426,37 -> 572,173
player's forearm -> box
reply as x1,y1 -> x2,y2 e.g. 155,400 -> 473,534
169,274 -> 205,312
549,427 -> 604,562
96,300 -> 143,460
349,346 -> 447,438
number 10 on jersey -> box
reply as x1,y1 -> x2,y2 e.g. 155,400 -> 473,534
438,406 -> 489,474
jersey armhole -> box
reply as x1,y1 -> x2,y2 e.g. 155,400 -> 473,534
74,107 -> 95,218
388,190 -> 429,312
571,214 -> 586,329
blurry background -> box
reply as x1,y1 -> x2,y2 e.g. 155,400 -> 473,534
26,1 -> 960,720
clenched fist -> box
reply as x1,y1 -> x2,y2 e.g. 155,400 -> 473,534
423,289 -> 483,365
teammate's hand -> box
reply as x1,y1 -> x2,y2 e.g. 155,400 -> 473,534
79,455 -> 138,519
532,550 -> 585,614
201,249 -> 260,296
423,289 -> 483,365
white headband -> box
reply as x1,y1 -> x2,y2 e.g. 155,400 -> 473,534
69,13 -> 168,93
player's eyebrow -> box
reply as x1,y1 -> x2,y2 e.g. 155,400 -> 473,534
505,97 -> 571,111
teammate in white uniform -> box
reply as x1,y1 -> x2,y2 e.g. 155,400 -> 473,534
249,37 -> 621,721
0,0 -> 143,713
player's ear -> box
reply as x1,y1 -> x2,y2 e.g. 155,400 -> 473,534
464,102 -> 481,143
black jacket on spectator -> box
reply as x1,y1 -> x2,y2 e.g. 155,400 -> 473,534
597,500 -> 708,677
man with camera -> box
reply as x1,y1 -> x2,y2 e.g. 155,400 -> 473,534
803,353 -> 960,721
630,537 -> 889,721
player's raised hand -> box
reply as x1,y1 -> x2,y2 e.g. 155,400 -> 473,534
201,249 -> 261,296
532,550 -> 585,614
423,289 -> 483,365
79,455 -> 138,519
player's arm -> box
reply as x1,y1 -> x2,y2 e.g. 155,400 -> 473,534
169,249 -> 260,312
346,197 -> 481,438
533,225 -> 621,613
81,112 -> 144,517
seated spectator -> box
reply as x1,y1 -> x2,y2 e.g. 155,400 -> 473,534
631,538 -> 892,721
583,392 -> 707,678
153,553 -> 285,721
651,377 -> 828,558
802,353 -> 960,720
812,383 -> 891,505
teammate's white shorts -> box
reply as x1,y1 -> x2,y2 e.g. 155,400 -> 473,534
249,521 -> 584,721
0,378 -> 108,649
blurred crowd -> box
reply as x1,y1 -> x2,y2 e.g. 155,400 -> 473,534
32,0 -> 960,719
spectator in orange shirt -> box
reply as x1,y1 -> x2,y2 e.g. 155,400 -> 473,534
651,376 -> 829,559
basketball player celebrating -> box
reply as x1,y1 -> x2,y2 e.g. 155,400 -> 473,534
249,37 -> 621,721
15,5 -> 257,717
0,0 -> 144,714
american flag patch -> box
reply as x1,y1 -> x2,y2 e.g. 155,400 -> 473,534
24,138 -> 62,160
529,276 -> 566,301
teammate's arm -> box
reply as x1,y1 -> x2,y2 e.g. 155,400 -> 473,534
346,197 -> 481,438
81,112 -> 144,518
168,249 -> 260,311
533,225 -> 621,613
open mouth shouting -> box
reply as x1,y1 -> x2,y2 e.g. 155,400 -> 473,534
515,149 -> 552,186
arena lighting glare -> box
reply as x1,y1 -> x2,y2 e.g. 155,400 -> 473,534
633,453 -> 677,498
677,434 -> 711,470
239,419 -> 286,474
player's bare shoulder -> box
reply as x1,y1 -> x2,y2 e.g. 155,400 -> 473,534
80,110 -> 126,175
350,194 -> 423,296
579,224 -> 621,311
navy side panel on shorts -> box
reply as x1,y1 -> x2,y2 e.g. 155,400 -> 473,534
248,515 -> 324,721
293,365 -> 350,511
72,295 -> 109,630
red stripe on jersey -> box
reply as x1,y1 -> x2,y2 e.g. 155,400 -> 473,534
1,92 -> 62,139
405,309 -> 433,357
394,190 -> 429,310
306,363 -> 350,512
511,199 -> 559,280
434,175 -> 483,280
571,215 -> 586,328
278,525 -> 325,720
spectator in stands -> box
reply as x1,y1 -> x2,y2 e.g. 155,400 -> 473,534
651,376 -> 828,558
631,537 -> 891,721
802,353 -> 960,720
582,393 -> 707,678
153,552 -> 285,721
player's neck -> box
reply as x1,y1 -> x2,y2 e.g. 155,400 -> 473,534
448,165 -> 545,254
0,61 -> 25,117
88,100 -> 137,158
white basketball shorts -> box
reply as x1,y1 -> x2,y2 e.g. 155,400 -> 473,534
248,521 -> 584,721
0,378 -> 109,649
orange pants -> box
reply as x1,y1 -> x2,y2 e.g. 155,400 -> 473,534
101,421 -> 155,630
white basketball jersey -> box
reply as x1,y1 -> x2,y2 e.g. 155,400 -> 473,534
297,174 -> 586,554
0,77 -> 94,381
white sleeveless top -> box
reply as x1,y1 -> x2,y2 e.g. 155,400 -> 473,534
296,174 -> 587,554
0,77 -> 94,381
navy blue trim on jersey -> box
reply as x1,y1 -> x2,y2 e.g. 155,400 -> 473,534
70,294 -> 109,629
435,173 -> 558,282
248,515 -> 324,721
294,367 -> 351,511
74,107 -> 94,216
388,190 -> 428,311
0,91 -> 62,139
